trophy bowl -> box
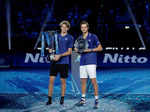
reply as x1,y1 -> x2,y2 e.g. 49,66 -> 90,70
74,38 -> 89,53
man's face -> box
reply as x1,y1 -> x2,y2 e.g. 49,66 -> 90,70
81,24 -> 88,33
60,24 -> 69,33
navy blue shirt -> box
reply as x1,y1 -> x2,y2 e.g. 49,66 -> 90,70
56,34 -> 74,64
80,33 -> 100,65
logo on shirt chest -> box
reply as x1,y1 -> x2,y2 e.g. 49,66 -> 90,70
59,37 -> 68,42
88,39 -> 91,42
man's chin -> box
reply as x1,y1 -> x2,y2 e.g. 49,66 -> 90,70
83,31 -> 87,33
62,31 -> 67,33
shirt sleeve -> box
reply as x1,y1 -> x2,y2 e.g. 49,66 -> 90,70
68,35 -> 74,48
93,34 -> 101,47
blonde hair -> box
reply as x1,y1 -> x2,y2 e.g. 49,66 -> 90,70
59,20 -> 70,29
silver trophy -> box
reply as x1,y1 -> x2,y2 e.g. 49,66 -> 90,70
47,31 -> 59,61
74,37 -> 89,53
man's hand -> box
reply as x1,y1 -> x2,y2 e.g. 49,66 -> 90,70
74,48 -> 78,52
53,55 -> 61,61
48,49 -> 53,53
84,49 -> 92,53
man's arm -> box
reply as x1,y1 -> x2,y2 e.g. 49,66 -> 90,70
60,48 -> 72,57
92,44 -> 103,52
84,44 -> 103,53
53,48 -> 72,61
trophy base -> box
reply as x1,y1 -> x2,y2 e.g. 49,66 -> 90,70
47,54 -> 55,61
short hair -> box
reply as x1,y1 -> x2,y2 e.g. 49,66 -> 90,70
59,20 -> 70,29
80,21 -> 89,28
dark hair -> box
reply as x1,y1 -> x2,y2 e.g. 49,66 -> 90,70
80,21 -> 89,28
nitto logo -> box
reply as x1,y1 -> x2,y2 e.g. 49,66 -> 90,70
24,53 -> 50,63
24,53 -> 149,64
103,53 -> 148,64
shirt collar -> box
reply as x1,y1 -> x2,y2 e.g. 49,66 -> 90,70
81,32 -> 91,40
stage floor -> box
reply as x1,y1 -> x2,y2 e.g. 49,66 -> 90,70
0,67 -> 150,112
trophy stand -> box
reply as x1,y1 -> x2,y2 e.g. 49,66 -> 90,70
71,51 -> 94,96
71,51 -> 82,96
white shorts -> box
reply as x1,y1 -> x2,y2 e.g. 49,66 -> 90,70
80,65 -> 96,79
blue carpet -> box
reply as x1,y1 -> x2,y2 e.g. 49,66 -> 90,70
0,67 -> 150,112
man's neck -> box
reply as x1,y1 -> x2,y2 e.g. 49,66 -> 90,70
83,32 -> 88,39
61,32 -> 67,37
